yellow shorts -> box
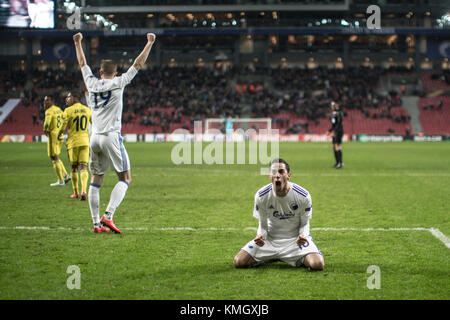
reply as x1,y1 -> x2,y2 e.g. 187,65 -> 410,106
68,146 -> 89,165
47,133 -> 63,157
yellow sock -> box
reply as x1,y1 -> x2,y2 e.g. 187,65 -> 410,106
80,169 -> 89,194
71,172 -> 79,194
52,160 -> 63,181
59,160 -> 68,177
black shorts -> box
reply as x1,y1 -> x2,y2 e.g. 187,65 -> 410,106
332,131 -> 343,144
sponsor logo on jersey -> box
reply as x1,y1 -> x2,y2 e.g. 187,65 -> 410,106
272,210 -> 295,220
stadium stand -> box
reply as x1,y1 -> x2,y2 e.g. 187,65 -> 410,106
0,0 -> 449,137
420,72 -> 450,93
418,96 -> 450,135
0,100 -> 42,135
0,66 -> 419,135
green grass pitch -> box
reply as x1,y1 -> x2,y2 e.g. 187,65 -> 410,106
0,141 -> 449,300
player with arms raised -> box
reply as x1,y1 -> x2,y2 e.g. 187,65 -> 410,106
73,32 -> 156,233
233,158 -> 324,270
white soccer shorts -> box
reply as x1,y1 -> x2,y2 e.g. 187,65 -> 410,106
241,235 -> 322,267
89,132 -> 130,175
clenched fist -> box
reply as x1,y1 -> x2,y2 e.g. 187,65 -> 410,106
147,33 -> 156,44
73,32 -> 83,43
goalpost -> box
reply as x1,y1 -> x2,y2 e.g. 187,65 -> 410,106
204,118 -> 272,134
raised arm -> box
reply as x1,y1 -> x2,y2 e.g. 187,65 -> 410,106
132,33 -> 156,71
73,32 -> 87,68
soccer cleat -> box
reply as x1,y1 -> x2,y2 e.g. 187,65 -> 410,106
64,174 -> 71,184
332,163 -> 339,169
93,226 -> 110,233
100,216 -> 122,234
335,163 -> 343,169
80,192 -> 87,201
70,193 -> 80,199
50,181 -> 65,187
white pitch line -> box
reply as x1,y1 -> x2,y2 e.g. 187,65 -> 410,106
428,228 -> 450,249
312,227 -> 431,231
0,225 -> 448,249
2,172 -> 450,177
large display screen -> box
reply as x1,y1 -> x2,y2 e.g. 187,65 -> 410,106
0,0 -> 54,29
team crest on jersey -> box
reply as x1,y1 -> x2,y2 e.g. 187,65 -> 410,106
290,202 -> 299,211
273,210 -> 295,220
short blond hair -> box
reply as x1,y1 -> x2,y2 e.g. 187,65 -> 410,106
100,59 -> 117,76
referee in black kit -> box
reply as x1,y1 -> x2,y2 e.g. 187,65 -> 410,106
327,101 -> 344,169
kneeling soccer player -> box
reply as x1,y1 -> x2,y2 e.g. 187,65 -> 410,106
233,158 -> 324,270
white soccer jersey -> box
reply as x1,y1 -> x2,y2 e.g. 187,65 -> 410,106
253,182 -> 312,240
81,65 -> 138,134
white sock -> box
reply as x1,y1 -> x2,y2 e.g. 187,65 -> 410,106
88,183 -> 101,226
105,180 -> 129,220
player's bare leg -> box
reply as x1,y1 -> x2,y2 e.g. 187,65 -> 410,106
116,170 -> 132,185
91,174 -> 104,186
303,253 -> 325,271
233,250 -> 259,268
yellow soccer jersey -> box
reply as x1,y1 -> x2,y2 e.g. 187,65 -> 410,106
43,105 -> 64,134
61,102 -> 92,149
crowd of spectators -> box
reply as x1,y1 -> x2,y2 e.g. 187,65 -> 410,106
1,64 -> 417,133
117,66 -> 245,133
234,66 -> 411,133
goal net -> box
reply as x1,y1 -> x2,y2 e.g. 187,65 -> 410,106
204,118 -> 272,134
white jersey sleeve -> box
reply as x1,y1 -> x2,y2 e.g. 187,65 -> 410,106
253,191 -> 268,239
117,66 -> 138,88
253,184 -> 273,239
253,191 -> 261,219
298,193 -> 312,236
81,65 -> 97,93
